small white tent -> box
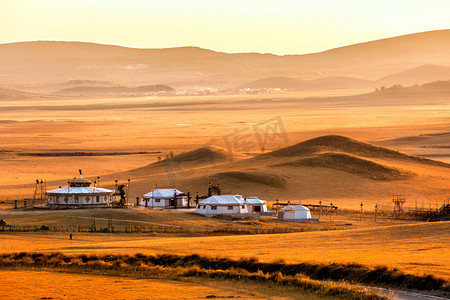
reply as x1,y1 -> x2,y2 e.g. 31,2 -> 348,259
196,195 -> 248,216
278,204 -> 313,221
246,196 -> 268,213
141,189 -> 187,208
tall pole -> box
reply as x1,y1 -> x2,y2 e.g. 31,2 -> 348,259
275,199 -> 279,216
375,204 -> 378,222
330,203 -> 333,221
40,179 -> 44,204
127,179 -> 130,207
319,201 -> 322,219
360,202 -> 363,222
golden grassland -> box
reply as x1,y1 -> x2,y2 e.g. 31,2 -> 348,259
0,252 -> 400,300
1,222 -> 448,281
0,270 -> 327,300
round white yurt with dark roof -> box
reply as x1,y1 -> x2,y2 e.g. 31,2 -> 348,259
46,173 -> 113,208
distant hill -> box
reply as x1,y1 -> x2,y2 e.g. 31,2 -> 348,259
0,87 -> 46,100
163,146 -> 239,165
243,77 -> 307,89
54,84 -> 175,96
1,30 -> 450,88
296,30 -> 450,79
121,146 -> 247,179
306,76 -> 375,89
243,76 -> 375,90
377,64 -> 450,86
260,135 -> 447,165
271,152 -> 414,181
371,80 -> 450,96
262,135 -> 403,158
65,79 -> 113,85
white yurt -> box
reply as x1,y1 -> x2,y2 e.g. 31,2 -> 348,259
46,174 -> 113,208
246,196 -> 268,213
277,204 -> 312,221
195,195 -> 248,216
141,189 -> 187,208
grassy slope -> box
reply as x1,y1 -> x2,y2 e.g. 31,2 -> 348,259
271,152 -> 414,181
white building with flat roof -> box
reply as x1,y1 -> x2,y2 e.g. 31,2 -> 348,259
195,195 -> 248,216
141,189 -> 187,208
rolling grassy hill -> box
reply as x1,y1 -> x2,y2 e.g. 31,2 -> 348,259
377,64 -> 450,86
93,135 -> 450,209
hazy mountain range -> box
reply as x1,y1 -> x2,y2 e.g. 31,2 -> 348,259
0,29 -> 449,93
243,64 -> 450,90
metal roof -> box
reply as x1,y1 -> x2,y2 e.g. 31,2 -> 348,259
46,186 -> 113,195
143,188 -> 184,198
198,195 -> 245,206
245,196 -> 266,205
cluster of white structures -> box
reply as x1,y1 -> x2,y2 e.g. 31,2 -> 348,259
45,173 -> 314,221
138,190 -> 270,216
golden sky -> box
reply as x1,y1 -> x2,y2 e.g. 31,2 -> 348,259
1,0 -> 449,54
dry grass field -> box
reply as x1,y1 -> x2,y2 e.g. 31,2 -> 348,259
0,270 -> 326,300
1,222 -> 448,281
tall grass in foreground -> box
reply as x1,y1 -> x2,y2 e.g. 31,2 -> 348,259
0,253 -> 447,299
